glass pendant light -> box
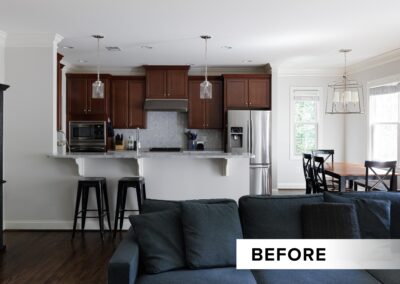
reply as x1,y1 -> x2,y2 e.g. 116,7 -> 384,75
200,35 -> 212,99
92,35 -> 104,99
326,49 -> 363,114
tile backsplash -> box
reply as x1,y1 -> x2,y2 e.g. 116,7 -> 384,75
114,112 -> 223,150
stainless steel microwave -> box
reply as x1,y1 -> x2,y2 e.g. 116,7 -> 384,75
69,121 -> 106,152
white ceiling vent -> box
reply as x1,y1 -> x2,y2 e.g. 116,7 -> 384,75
105,46 -> 121,52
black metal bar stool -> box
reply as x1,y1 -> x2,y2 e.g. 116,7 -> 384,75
113,177 -> 146,238
72,177 -> 112,240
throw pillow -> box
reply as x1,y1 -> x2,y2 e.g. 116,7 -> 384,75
181,202 -> 243,268
324,192 -> 391,239
129,209 -> 186,274
302,203 -> 361,239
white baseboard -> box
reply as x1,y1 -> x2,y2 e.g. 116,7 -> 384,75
277,183 -> 305,189
5,219 -> 131,231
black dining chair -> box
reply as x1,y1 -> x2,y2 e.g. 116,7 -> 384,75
311,149 -> 339,187
313,156 -> 328,192
312,156 -> 339,192
353,161 -> 397,191
302,153 -> 316,194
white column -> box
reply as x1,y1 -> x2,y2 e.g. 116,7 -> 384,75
0,31 -> 6,84
3,33 -> 76,230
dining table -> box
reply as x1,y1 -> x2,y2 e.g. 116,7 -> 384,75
324,162 -> 398,192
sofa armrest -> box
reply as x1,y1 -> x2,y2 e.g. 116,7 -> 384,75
108,228 -> 140,284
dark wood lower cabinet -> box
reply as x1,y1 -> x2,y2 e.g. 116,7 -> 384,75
111,77 -> 146,129
188,78 -> 223,129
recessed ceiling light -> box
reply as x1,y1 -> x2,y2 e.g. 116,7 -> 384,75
140,45 -> 153,50
242,59 -> 253,63
61,46 -> 74,49
221,45 -> 232,50
78,59 -> 88,63
105,46 -> 121,52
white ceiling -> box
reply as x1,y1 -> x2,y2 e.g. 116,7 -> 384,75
1,0 -> 400,70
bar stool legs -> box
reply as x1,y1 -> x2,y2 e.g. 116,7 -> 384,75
72,178 -> 111,240
113,177 -> 146,239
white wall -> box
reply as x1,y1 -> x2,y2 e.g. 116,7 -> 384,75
0,31 -> 6,84
276,74 -> 345,189
345,59 -> 400,163
3,33 -> 79,229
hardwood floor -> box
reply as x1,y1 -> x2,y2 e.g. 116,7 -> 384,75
0,231 -> 125,284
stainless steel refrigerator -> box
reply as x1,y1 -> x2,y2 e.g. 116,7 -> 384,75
227,110 -> 272,195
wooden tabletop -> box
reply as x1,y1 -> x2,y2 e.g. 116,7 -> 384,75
325,162 -> 398,178
325,162 -> 365,177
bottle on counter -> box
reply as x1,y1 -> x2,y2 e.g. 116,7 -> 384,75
127,136 -> 134,150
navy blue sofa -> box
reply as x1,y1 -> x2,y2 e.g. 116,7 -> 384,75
108,192 -> 400,284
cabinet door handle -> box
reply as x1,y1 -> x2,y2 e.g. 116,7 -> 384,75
249,102 -> 252,105
83,109 -> 87,114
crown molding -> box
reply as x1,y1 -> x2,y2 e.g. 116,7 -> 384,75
347,48 -> 400,74
68,66 -> 146,75
0,30 -> 6,47
6,33 -> 64,47
277,67 -> 341,77
66,64 -> 271,76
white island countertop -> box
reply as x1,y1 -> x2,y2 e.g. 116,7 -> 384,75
49,150 -> 254,159
49,150 -> 253,176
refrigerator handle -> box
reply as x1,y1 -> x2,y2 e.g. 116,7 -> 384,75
250,119 -> 253,154
261,168 -> 266,195
247,120 -> 251,154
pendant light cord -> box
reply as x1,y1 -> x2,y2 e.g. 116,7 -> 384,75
204,37 -> 208,82
97,37 -> 100,82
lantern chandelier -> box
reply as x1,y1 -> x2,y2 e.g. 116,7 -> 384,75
326,49 -> 364,114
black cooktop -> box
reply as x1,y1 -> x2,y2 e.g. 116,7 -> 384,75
148,147 -> 182,152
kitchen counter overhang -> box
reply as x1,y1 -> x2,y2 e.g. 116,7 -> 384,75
49,151 -> 254,176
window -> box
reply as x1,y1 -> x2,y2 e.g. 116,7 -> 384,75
290,87 -> 322,159
369,81 -> 400,161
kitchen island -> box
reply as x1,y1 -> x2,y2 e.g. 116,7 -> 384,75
50,150 -> 253,177
50,150 -> 252,229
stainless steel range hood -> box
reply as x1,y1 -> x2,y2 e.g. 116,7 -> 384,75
144,99 -> 188,112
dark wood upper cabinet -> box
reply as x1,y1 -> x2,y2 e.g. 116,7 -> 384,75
111,77 -> 146,129
128,80 -> 146,128
248,78 -> 270,108
188,77 -> 223,129
167,69 -> 187,98
111,79 -> 129,128
225,78 -> 248,107
188,80 -> 205,129
144,66 -> 189,99
146,69 -> 165,99
66,74 -> 110,123
224,74 -> 271,110
205,80 -> 223,129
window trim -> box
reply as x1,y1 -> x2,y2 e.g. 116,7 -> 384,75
367,74 -> 400,161
289,87 -> 323,160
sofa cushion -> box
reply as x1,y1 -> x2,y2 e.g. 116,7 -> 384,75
327,191 -> 400,238
239,194 -> 324,238
136,268 -> 257,284
181,202 -> 243,268
251,270 -> 380,284
129,209 -> 186,274
142,198 -> 236,214
302,203 -> 361,238
324,192 -> 391,239
367,269 -> 400,284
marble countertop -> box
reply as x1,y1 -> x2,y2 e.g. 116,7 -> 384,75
49,150 -> 254,159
